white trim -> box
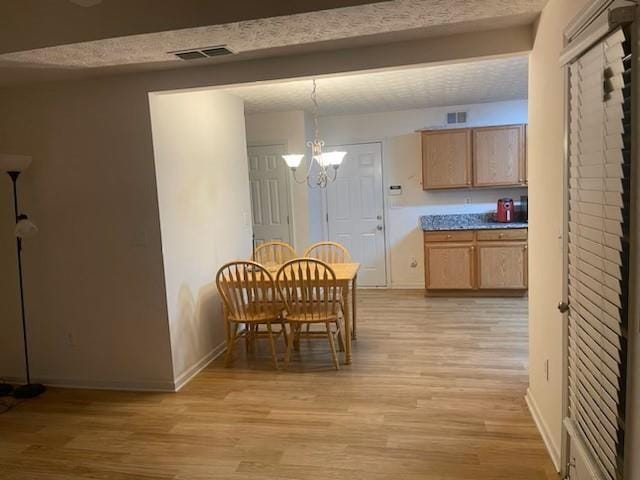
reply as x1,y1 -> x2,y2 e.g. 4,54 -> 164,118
0,342 -> 228,393
525,389 -> 562,472
390,282 -> 424,289
173,341 -> 227,392
560,0 -> 636,65
1,376 -> 176,392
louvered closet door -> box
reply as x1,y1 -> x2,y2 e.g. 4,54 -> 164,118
567,28 -> 631,480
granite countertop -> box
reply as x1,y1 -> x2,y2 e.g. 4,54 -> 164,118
420,213 -> 528,231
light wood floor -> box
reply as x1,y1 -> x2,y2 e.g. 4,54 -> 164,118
0,290 -> 558,480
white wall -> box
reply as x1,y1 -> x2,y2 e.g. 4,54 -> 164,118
526,0 -> 590,470
0,80 -> 174,390
149,90 -> 252,387
318,100 -> 529,287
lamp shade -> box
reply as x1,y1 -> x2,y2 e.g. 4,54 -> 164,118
15,216 -> 38,239
319,151 -> 346,167
282,154 -> 304,169
0,153 -> 32,173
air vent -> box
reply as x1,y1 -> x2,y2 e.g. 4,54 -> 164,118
201,46 -> 234,57
175,51 -> 207,60
172,46 -> 235,61
446,111 -> 468,124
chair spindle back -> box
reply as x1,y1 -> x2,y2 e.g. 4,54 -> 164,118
252,241 -> 296,267
303,241 -> 351,264
216,261 -> 278,322
276,258 -> 339,321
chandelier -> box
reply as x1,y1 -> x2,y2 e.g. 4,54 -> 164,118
281,80 -> 346,188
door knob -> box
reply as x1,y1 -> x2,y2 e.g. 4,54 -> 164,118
558,302 -> 570,313
376,215 -> 383,220
376,225 -> 384,231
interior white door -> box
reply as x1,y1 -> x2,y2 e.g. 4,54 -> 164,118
247,144 -> 292,245
326,142 -> 386,287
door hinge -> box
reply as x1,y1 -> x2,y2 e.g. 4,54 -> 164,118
286,215 -> 290,225
326,213 -> 329,223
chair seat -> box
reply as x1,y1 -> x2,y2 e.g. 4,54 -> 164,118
228,302 -> 284,323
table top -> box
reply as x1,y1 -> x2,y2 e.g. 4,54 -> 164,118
264,262 -> 360,281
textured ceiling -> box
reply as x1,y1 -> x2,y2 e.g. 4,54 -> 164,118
0,0 -> 546,68
220,55 -> 528,115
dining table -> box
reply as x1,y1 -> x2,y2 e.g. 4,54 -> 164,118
264,262 -> 360,365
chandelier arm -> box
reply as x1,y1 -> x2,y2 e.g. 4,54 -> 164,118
291,168 -> 309,185
303,147 -> 316,178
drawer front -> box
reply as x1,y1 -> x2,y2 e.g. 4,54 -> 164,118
424,230 -> 475,243
476,229 -> 527,241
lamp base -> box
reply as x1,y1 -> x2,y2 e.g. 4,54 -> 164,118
13,383 -> 45,399
0,384 -> 13,396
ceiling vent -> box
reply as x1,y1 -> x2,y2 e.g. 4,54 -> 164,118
446,111 -> 468,125
172,46 -> 235,60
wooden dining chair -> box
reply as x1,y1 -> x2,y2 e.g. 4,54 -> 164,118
302,241 -> 351,334
276,259 -> 345,370
303,241 -> 351,263
216,261 -> 287,368
252,241 -> 297,267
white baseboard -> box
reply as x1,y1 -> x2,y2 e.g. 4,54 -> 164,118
526,388 -> 561,472
0,345 -> 227,394
0,376 -> 176,392
173,341 -> 226,392
390,283 -> 424,289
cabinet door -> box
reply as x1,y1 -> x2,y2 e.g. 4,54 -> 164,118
422,129 -> 471,189
473,125 -> 525,187
425,244 -> 475,289
477,242 -> 527,289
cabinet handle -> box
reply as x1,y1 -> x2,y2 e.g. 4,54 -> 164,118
498,233 -> 504,238
446,234 -> 452,239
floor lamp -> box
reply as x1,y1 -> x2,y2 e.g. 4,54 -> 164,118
0,153 -> 45,399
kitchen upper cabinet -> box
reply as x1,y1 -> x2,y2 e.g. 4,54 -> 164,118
477,242 -> 528,289
424,244 -> 475,290
421,129 -> 472,189
473,125 -> 525,187
421,124 -> 527,190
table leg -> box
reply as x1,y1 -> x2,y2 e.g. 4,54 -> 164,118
343,280 -> 352,365
351,275 -> 357,340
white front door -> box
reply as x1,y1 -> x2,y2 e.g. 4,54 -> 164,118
247,144 -> 292,245
326,142 -> 386,287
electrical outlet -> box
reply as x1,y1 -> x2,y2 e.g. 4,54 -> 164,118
464,196 -> 473,204
410,258 -> 418,268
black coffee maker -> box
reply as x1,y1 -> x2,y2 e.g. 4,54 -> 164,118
520,195 -> 528,222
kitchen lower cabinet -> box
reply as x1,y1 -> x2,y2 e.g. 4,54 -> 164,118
477,242 -> 527,289
424,244 -> 475,290
424,228 -> 527,296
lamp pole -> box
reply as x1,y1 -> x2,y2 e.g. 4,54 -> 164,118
7,171 -> 45,398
